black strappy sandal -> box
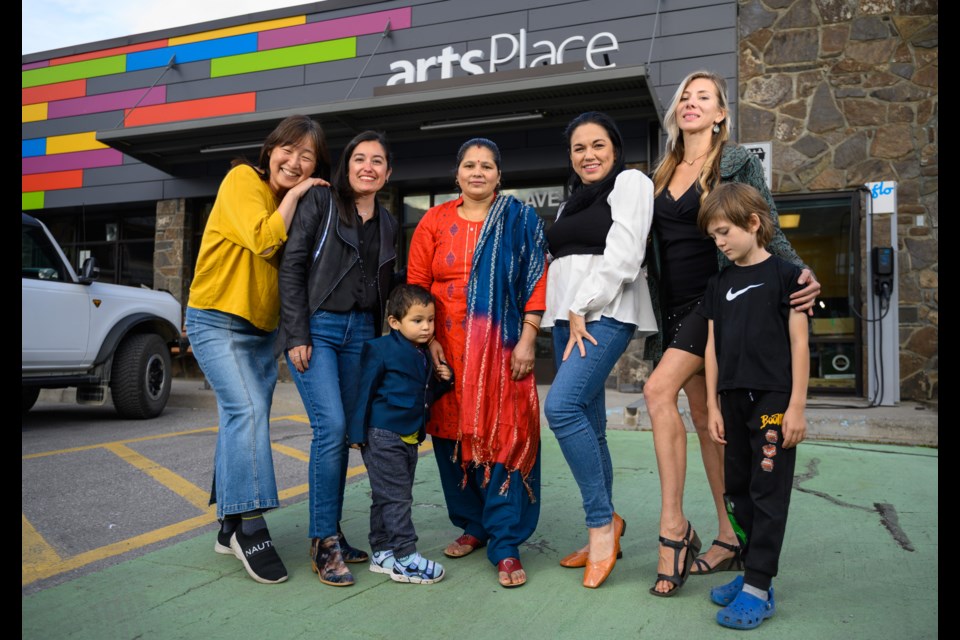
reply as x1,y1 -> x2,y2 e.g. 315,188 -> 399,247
690,539 -> 743,575
649,521 -> 702,597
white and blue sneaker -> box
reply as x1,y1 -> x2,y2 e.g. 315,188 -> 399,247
369,550 -> 396,575
391,552 -> 445,584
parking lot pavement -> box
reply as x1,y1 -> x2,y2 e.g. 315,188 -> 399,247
23,423 -> 937,639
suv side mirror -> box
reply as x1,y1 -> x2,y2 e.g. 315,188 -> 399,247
79,257 -> 100,284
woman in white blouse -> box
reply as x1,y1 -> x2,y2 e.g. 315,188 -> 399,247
542,112 -> 657,589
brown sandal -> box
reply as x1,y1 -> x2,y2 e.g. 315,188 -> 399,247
443,533 -> 486,558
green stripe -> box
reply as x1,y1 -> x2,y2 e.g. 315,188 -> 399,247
210,38 -> 355,77
22,192 -> 45,210
22,56 -> 127,88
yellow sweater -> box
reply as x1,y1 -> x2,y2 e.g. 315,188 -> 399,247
188,165 -> 288,331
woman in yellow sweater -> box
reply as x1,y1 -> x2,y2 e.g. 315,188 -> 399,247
186,115 -> 327,584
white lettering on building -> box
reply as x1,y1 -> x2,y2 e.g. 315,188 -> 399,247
386,29 -> 619,86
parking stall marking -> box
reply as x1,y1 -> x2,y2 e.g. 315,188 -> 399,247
22,419 -> 434,586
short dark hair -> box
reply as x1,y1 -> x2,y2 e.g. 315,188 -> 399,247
387,284 -> 434,321
698,182 -> 774,248
256,115 -> 330,182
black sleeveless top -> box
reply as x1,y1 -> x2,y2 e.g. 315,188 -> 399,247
546,197 -> 613,259
653,183 -> 717,306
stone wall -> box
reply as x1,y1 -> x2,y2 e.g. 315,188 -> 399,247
738,0 -> 938,400
154,198 -> 190,312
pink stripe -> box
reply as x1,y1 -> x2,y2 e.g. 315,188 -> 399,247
22,149 -> 123,174
47,86 -> 167,119
22,60 -> 49,70
259,7 -> 411,50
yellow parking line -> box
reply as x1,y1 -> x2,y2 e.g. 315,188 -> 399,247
276,414 -> 310,424
22,511 -> 218,586
103,443 -> 211,511
271,442 -> 309,462
22,426 -> 219,460
22,514 -> 61,580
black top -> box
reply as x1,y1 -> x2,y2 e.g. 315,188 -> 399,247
700,255 -> 803,393
653,183 -> 717,306
319,214 -> 381,313
546,197 -> 613,259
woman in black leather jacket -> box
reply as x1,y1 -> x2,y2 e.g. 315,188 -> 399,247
279,130 -> 399,587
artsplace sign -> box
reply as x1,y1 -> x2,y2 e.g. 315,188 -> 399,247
386,28 -> 619,86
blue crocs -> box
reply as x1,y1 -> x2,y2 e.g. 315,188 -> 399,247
716,588 -> 776,630
710,575 -> 744,606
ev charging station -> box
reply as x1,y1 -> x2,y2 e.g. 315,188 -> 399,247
864,181 -> 900,406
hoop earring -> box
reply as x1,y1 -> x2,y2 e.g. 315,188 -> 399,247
713,123 -> 721,134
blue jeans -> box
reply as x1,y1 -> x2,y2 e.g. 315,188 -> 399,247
185,307 -> 280,519
544,316 -> 635,528
287,309 -> 375,539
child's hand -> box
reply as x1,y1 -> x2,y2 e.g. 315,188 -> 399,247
435,361 -> 452,381
707,407 -> 726,445
349,443 -> 363,450
781,405 -> 806,448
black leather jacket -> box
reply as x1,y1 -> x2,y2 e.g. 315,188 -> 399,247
278,186 -> 398,351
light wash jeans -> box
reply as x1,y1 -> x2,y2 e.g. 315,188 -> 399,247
286,309 -> 375,539
185,306 -> 280,519
544,316 -> 635,528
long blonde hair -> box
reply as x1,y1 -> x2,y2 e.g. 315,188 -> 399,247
653,70 -> 731,203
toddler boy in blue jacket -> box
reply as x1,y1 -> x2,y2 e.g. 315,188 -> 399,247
348,284 -> 453,584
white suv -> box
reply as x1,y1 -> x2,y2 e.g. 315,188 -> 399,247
22,213 -> 183,418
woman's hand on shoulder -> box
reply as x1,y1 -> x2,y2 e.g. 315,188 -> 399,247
288,177 -> 329,202
790,268 -> 821,316
287,344 -> 312,373
562,311 -> 598,361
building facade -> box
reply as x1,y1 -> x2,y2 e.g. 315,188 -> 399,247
21,0 -> 937,400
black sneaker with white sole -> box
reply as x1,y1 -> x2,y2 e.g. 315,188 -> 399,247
214,519 -> 237,555
230,527 -> 288,584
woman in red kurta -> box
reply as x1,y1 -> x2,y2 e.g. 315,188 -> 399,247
407,138 -> 546,588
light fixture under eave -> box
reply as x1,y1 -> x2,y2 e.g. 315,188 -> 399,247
420,112 -> 543,131
200,142 -> 263,154
779,213 -> 801,229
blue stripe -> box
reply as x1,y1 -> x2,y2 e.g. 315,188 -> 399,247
22,138 -> 46,157
126,34 -> 258,71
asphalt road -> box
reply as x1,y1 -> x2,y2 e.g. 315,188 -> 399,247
21,379 -> 364,596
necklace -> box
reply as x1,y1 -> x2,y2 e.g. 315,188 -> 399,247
682,150 -> 709,166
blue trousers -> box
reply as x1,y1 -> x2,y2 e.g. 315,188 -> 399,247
432,436 -> 541,565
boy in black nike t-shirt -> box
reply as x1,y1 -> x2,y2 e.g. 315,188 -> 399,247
696,182 -> 809,631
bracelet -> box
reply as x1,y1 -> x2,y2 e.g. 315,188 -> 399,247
522,319 -> 540,333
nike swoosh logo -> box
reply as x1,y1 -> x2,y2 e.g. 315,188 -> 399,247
725,283 -> 764,301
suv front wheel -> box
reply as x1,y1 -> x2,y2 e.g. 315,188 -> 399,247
110,333 -> 172,419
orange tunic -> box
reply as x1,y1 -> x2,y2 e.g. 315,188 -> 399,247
407,197 -> 546,448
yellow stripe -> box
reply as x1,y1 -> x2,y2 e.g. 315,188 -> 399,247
46,131 -> 108,154
271,442 -> 309,462
23,426 -> 219,460
168,15 -> 305,45
278,483 -> 308,500
22,102 -> 47,122
23,511 -> 218,586
22,514 -> 62,579
103,443 -> 211,511
277,414 -> 310,424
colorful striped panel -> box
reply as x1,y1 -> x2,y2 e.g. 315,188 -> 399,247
23,79 -> 86,106
50,40 -> 167,66
48,86 -> 167,119
23,170 -> 83,192
22,192 -> 44,210
46,132 -> 109,155
23,149 -> 123,175
211,38 -> 355,78
122,92 -> 256,127
22,56 -> 125,89
126,34 -> 257,72
22,103 -> 48,122
170,16 -> 305,45
22,61 -> 48,71
259,7 -> 411,50
22,139 -> 46,157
